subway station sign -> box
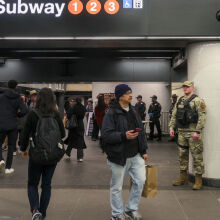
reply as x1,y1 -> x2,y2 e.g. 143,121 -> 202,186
0,0 -> 147,37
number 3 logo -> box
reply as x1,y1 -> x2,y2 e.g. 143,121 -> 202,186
86,0 -> 102,15
104,0 -> 120,15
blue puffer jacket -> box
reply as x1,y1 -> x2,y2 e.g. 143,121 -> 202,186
101,103 -> 148,166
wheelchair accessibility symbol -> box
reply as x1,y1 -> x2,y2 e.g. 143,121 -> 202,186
123,0 -> 132,8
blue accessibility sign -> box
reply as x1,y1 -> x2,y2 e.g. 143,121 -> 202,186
123,0 -> 133,8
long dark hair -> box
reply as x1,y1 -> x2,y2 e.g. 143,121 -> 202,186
36,88 -> 58,115
97,96 -> 105,110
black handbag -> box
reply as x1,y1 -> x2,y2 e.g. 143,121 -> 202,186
65,114 -> 78,129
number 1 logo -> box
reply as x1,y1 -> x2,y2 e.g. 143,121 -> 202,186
68,0 -> 83,15
104,0 -> 120,15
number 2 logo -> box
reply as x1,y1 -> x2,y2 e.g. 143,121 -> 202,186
86,0 -> 102,15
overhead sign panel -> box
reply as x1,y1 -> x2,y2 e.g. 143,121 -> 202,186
0,0 -> 147,37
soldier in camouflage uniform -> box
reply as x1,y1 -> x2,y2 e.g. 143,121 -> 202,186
169,81 -> 206,190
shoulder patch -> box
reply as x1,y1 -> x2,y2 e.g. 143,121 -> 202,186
200,102 -> 206,110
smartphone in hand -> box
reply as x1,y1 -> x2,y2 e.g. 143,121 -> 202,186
132,128 -> 142,133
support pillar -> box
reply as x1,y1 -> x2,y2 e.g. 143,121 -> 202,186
187,42 -> 220,186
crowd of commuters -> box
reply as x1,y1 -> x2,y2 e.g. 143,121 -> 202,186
0,80 -> 206,220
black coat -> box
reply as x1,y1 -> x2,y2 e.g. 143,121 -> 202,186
0,89 -> 27,131
67,103 -> 86,149
148,101 -> 161,120
101,103 -> 148,166
135,101 -> 146,120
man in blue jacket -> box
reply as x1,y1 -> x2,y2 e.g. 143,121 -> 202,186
102,84 -> 148,220
0,80 -> 27,174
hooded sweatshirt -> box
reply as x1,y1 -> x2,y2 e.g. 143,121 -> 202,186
0,88 -> 27,131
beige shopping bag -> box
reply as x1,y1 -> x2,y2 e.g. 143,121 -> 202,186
130,165 -> 158,198
142,165 -> 157,198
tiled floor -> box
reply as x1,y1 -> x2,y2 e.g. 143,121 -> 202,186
0,137 -> 219,220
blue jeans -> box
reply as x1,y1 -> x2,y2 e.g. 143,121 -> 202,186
28,159 -> 56,218
108,154 -> 146,217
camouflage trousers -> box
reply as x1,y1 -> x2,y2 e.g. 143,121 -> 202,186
177,131 -> 205,175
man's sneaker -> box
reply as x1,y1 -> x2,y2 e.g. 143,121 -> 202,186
124,211 -> 143,220
111,214 -> 125,220
32,210 -> 42,220
0,160 -> 5,172
5,168 -> 14,174
13,152 -> 17,156
78,159 -> 83,162
2,145 -> 8,151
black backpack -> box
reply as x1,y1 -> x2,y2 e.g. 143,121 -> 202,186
29,110 -> 65,165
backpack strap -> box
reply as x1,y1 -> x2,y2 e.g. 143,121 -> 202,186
184,94 -> 198,106
177,96 -> 184,106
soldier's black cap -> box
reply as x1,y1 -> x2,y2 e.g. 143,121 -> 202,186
150,95 -> 157,99
136,95 -> 142,99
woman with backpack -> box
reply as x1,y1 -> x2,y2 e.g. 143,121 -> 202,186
65,97 -> 87,162
20,88 -> 65,220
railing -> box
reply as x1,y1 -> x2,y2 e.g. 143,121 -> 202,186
161,111 -> 170,134
144,111 -> 170,135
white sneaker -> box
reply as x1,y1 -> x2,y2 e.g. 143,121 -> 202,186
78,159 -> 83,162
5,168 -> 14,174
13,152 -> 17,156
0,160 -> 5,171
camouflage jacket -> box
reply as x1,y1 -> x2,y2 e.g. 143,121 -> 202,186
169,95 -> 206,132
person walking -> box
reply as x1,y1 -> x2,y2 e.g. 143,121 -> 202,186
20,88 -> 65,220
28,90 -> 38,109
66,97 -> 86,162
170,81 -> 206,190
135,95 -> 146,121
0,80 -> 27,174
148,95 -> 162,141
85,98 -> 93,121
91,94 -> 102,141
102,84 -> 148,220
64,98 -> 76,145
95,95 -> 108,150
15,93 -> 28,155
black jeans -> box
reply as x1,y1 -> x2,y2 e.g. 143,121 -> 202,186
149,118 -> 162,139
77,148 -> 84,160
92,118 -> 99,139
0,129 -> 17,169
28,159 -> 56,218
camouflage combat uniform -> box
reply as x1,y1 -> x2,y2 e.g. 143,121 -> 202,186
169,95 -> 206,175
